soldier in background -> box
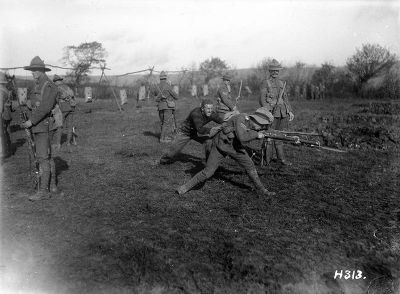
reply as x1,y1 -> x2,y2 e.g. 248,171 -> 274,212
0,72 -> 14,159
21,56 -> 60,201
302,83 -> 307,100
53,75 -> 77,150
156,71 -> 178,143
310,84 -> 316,100
176,107 -> 276,197
259,59 -> 294,166
216,73 -> 240,121
294,85 -> 301,100
315,85 -> 320,100
319,83 -> 326,99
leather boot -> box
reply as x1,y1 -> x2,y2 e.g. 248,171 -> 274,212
176,172 -> 207,195
264,142 -> 273,166
29,168 -> 51,201
276,143 -> 292,166
49,159 -> 60,194
248,169 -> 276,197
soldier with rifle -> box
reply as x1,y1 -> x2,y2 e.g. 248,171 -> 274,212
259,59 -> 294,166
155,71 -> 178,143
20,56 -> 60,201
0,72 -> 14,159
176,107 -> 276,197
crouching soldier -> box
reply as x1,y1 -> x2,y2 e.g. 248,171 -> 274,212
21,56 -> 60,201
158,98 -> 223,164
176,107 -> 276,197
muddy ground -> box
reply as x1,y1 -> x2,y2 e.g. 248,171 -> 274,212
1,96 -> 400,294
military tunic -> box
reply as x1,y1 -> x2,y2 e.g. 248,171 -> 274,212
156,80 -> 178,141
29,74 -> 58,162
260,78 -> 292,118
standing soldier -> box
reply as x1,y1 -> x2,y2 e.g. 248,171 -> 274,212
310,84 -> 316,100
21,56 -> 59,201
0,72 -> 14,158
216,73 -> 240,121
156,71 -> 178,143
302,82 -> 307,100
294,84 -> 301,100
315,84 -> 320,100
53,75 -> 77,150
259,59 -> 294,166
176,107 -> 276,197
319,83 -> 326,99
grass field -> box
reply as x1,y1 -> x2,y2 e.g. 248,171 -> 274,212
1,95 -> 400,294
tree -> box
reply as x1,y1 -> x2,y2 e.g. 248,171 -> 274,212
199,57 -> 229,83
62,41 -> 108,87
346,43 -> 397,94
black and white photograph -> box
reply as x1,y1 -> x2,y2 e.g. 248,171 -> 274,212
1,0 -> 399,293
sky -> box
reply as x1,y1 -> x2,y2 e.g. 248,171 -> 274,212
0,0 -> 399,76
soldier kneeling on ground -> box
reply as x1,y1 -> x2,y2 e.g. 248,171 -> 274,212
176,107 -> 276,197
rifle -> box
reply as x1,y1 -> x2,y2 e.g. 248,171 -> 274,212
19,109 -> 40,190
260,130 -> 346,153
236,80 -> 243,103
272,81 -> 286,114
72,126 -> 78,145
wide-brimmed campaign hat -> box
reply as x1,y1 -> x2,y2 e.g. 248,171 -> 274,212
160,71 -> 167,80
222,73 -> 232,81
249,107 -> 274,125
53,74 -> 63,82
0,72 -> 8,84
24,56 -> 51,72
268,59 -> 283,71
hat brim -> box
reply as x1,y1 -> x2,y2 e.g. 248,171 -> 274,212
24,66 -> 51,72
269,67 -> 283,71
249,114 -> 271,125
53,78 -> 63,82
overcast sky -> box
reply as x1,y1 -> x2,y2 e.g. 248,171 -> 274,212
1,0 -> 399,75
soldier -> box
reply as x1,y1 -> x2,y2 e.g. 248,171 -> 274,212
21,56 -> 59,201
319,83 -> 326,99
294,84 -> 301,100
0,72 -> 14,158
310,84 -> 316,100
176,107 -> 276,197
158,98 -> 223,164
259,59 -> 294,166
216,73 -> 240,121
156,71 -> 178,143
53,75 -> 77,150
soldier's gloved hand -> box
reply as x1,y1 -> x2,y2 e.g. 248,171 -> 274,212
289,112 -> 294,122
21,120 -> 32,129
257,132 -> 265,139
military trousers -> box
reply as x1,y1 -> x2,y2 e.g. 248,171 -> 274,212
33,132 -> 52,191
160,130 -> 212,163
55,111 -> 74,146
184,145 -> 259,188
159,109 -> 175,141
1,119 -> 12,157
